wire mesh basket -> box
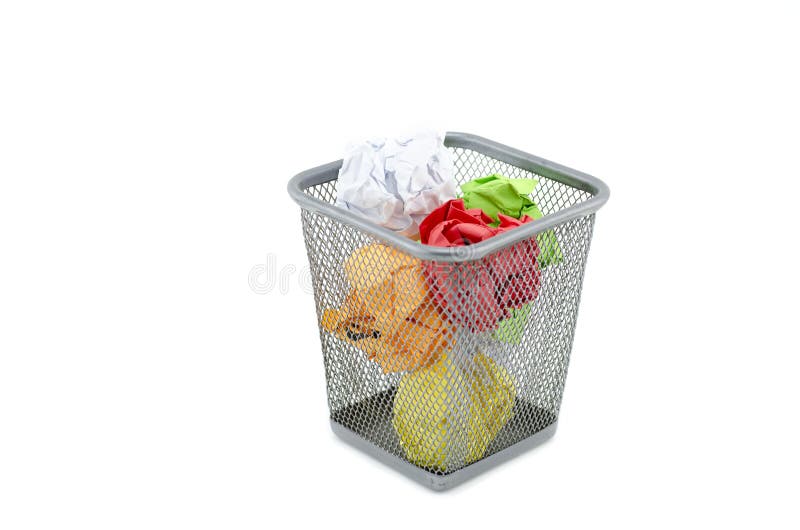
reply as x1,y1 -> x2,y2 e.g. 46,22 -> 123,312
288,132 -> 609,490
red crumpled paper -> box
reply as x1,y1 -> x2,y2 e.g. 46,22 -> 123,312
419,199 -> 542,332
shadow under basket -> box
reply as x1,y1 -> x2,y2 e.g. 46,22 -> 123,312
288,132 -> 609,491
331,389 -> 558,491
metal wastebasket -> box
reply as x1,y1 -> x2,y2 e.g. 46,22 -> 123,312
287,132 -> 610,490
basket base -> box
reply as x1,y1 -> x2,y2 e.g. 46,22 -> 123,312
330,392 -> 558,491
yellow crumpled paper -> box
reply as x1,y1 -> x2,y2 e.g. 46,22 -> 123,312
392,352 -> 516,471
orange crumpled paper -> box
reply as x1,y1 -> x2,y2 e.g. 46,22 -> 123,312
321,244 -> 452,373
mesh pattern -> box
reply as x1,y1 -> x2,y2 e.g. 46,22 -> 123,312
299,147 -> 595,475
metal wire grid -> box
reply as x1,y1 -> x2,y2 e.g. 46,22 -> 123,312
299,147 -> 595,475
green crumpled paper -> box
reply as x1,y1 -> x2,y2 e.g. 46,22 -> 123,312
460,174 -> 563,268
492,304 -> 532,343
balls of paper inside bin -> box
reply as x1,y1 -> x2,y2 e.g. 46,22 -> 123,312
321,293 -> 452,373
418,199 -> 542,332
392,354 -> 471,471
392,353 -> 516,471
320,244 -> 453,373
335,131 -> 457,237
343,243 -> 427,329
460,174 -> 563,268
464,352 -> 517,461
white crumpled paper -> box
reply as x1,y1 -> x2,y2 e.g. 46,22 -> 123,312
335,131 -> 457,237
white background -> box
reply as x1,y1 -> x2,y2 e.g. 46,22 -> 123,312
1,1 -> 798,528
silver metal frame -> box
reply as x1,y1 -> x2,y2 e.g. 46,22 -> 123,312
331,420 -> 558,491
288,132 -> 610,262
288,132 -> 610,491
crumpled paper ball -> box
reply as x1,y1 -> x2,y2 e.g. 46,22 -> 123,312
392,352 -> 516,471
418,199 -> 542,332
335,131 -> 457,237
461,174 -> 563,267
321,243 -> 452,373
460,174 -> 543,221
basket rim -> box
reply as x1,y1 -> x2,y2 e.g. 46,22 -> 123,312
287,131 -> 610,262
